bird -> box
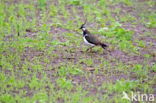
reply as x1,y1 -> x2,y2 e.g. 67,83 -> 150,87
80,20 -> 108,51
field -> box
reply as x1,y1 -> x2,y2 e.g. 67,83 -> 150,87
0,0 -> 156,103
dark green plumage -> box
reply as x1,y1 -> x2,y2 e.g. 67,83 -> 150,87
84,30 -> 100,45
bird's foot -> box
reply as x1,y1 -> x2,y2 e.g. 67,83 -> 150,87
86,48 -> 90,52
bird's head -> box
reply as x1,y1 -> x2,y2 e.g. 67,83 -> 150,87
79,19 -> 87,31
80,24 -> 86,31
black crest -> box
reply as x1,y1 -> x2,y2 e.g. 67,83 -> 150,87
80,18 -> 87,29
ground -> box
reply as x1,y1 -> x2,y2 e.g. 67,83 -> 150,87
0,0 -> 156,103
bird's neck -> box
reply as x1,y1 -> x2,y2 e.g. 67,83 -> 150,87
82,29 -> 89,36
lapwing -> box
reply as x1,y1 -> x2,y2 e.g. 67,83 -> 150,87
80,20 -> 108,51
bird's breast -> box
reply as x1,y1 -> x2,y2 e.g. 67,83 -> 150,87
83,36 -> 95,46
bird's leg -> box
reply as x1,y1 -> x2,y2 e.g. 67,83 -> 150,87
86,47 -> 91,52
86,46 -> 94,52
90,46 -> 94,51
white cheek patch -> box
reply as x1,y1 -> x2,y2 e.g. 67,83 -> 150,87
82,28 -> 86,31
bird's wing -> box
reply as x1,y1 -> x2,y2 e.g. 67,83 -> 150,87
85,34 -> 100,45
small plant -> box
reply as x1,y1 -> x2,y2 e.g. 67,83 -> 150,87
132,64 -> 149,78
151,64 -> 156,72
56,78 -> 73,90
38,0 -> 47,9
69,0 -> 81,6
0,94 -> 16,103
32,92 -> 48,103
106,79 -> 139,93
57,65 -> 83,77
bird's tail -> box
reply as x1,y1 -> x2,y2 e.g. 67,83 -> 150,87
100,43 -> 108,49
